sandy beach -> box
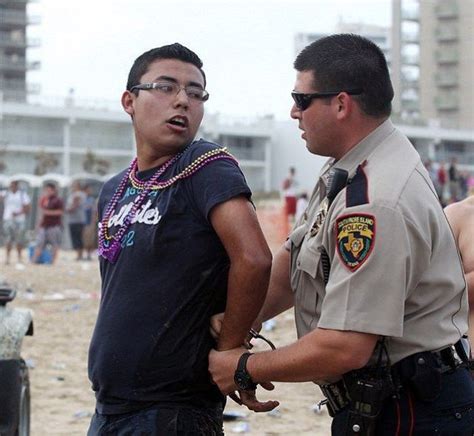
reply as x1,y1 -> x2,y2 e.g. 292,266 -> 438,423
2,201 -> 333,435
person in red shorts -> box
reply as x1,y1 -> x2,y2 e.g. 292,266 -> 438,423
32,182 -> 64,264
281,166 -> 298,227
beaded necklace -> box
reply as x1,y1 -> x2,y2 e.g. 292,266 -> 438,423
128,147 -> 236,190
98,147 -> 236,263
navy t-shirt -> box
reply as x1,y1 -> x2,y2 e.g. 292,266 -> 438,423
88,140 -> 252,414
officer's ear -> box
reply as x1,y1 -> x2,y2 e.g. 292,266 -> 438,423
334,92 -> 353,121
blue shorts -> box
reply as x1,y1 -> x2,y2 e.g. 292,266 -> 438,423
87,404 -> 224,436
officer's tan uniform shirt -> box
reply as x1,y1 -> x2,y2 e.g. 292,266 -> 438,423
290,119 -> 468,365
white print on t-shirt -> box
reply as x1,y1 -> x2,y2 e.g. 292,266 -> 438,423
107,199 -> 162,228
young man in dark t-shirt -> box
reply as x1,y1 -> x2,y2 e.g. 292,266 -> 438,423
87,43 -> 275,435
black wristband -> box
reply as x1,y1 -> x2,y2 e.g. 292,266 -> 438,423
234,352 -> 257,391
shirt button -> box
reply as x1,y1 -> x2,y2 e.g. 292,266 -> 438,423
455,412 -> 462,420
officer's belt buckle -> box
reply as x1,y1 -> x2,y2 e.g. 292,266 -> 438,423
434,344 -> 464,372
319,380 -> 350,417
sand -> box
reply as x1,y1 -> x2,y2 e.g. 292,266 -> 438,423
2,202 -> 333,435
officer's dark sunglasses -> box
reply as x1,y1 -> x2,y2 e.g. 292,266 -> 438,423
291,88 -> 363,111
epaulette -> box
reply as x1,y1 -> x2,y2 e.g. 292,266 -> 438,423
346,160 -> 369,207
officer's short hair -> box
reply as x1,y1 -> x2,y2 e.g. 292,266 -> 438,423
294,33 -> 394,118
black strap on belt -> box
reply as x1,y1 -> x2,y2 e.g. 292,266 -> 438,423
320,168 -> 349,285
319,340 -> 468,416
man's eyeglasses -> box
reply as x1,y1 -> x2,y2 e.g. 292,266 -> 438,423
291,89 -> 363,111
130,81 -> 209,102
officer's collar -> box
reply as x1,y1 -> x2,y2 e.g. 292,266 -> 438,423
321,118 -> 395,180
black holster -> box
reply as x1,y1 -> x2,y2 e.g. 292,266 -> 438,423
392,351 -> 442,402
342,367 -> 396,435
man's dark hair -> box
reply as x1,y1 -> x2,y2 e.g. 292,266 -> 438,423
126,43 -> 206,91
294,33 -> 393,117
45,182 -> 57,190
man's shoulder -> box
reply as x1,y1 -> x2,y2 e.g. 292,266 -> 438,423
445,196 -> 474,220
180,139 -> 236,170
184,139 -> 224,158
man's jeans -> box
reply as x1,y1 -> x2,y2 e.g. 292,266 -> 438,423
87,404 -> 224,436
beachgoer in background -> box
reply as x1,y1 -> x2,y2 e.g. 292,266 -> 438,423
281,166 -> 298,228
1,180 -> 31,264
32,182 -> 64,264
82,185 -> 97,261
448,156 -> 460,203
437,161 -> 447,205
295,191 -> 308,222
66,181 -> 87,260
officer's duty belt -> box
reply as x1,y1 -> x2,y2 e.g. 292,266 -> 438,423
319,342 -> 465,417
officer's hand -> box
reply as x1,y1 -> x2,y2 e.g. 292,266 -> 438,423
239,386 -> 279,413
209,348 -> 279,412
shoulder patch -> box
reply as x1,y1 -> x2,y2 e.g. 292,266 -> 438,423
346,162 -> 369,207
335,213 -> 376,272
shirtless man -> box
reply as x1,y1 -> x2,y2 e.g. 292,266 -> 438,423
445,195 -> 474,338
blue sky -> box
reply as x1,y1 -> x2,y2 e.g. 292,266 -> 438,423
28,0 -> 391,119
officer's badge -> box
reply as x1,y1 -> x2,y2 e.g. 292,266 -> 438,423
335,214 -> 375,271
310,198 -> 328,237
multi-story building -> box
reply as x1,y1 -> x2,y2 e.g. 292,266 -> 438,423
0,0 -> 40,102
0,3 -> 472,199
391,0 -> 421,117
0,97 -> 273,193
295,21 -> 391,66
392,0 -> 474,130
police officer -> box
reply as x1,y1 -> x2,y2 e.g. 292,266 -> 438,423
209,34 -> 474,434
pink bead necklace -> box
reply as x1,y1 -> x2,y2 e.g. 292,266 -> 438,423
98,154 -> 179,263
98,147 -> 237,263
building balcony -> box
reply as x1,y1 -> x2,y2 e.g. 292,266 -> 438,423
434,93 -> 459,111
0,81 -> 41,98
0,58 -> 40,72
0,0 -> 38,5
435,1 -> 459,19
435,71 -> 458,87
401,98 -> 419,112
401,73 -> 419,88
401,32 -> 419,44
435,49 -> 459,64
0,33 -> 40,49
0,10 -> 40,26
435,26 -> 459,42
401,53 -> 419,66
401,8 -> 419,21
0,88 -> 27,101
